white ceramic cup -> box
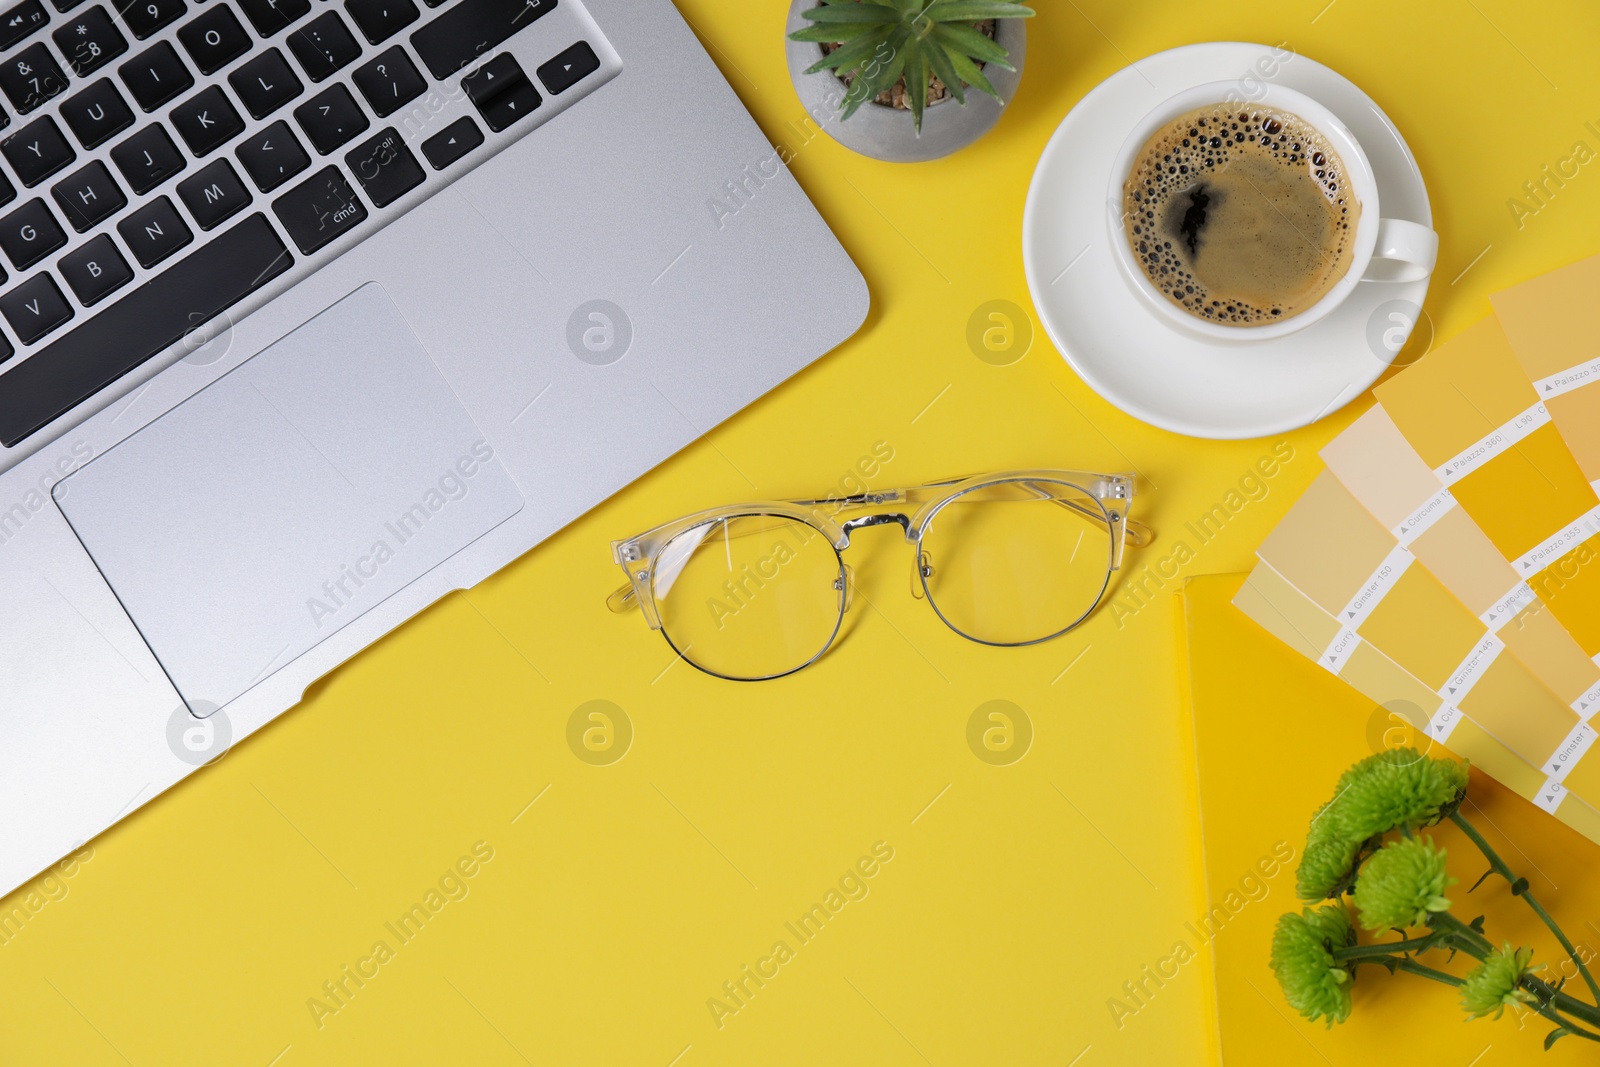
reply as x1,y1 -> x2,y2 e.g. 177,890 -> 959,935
1105,81 -> 1438,342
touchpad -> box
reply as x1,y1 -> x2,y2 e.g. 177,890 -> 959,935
54,283 -> 524,714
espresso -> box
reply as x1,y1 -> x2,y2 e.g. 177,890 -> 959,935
1121,104 -> 1358,326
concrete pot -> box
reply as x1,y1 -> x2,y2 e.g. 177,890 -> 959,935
784,1 -> 1027,163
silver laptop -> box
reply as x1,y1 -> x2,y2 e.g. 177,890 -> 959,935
0,0 -> 866,896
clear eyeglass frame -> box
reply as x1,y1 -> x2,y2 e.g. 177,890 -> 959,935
607,470 -> 1154,681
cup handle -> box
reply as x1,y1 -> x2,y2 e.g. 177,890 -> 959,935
1364,218 -> 1438,283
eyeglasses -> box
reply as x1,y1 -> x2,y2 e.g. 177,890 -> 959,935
608,471 -> 1153,681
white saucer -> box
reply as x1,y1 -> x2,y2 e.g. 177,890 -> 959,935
1022,42 -> 1433,439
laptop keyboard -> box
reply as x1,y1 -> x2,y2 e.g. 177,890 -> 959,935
0,0 -> 612,448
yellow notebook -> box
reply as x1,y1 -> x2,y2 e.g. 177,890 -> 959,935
1182,573 -> 1600,1065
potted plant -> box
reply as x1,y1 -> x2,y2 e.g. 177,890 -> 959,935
785,0 -> 1034,163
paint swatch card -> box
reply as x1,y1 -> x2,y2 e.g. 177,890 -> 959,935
1236,560 -> 1600,830
1493,252 -> 1600,490
1322,406 -> 1600,719
1257,472 -> 1589,775
1373,317 -> 1600,656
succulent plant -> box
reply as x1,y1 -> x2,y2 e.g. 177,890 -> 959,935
790,0 -> 1035,131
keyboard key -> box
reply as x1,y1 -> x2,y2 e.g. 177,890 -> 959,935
236,0 -> 308,37
0,170 -> 16,209
345,125 -> 419,207
0,333 -> 13,363
60,78 -> 134,148
0,43 -> 69,113
177,156 -> 249,228
286,11 -> 358,82
109,122 -> 181,192
292,81 -> 365,154
49,0 -> 84,11
0,271 -> 71,342
119,41 -> 193,111
117,194 -> 189,266
228,48 -> 301,119
0,213 -> 292,446
272,164 -> 362,253
116,0 -> 185,39
51,159 -> 124,230
2,116 -> 74,186
54,7 -> 128,77
177,4 -> 249,75
234,118 -> 306,190
461,52 -> 536,133
419,113 -> 478,169
536,41 -> 598,95
0,197 -> 64,267
351,45 -> 422,118
343,0 -> 414,45
59,232 -> 131,304
0,0 -> 49,50
411,0 -> 553,79
169,84 -> 242,155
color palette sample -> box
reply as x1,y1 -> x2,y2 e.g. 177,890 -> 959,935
1493,252 -> 1600,490
1373,317 -> 1600,656
1236,559 -> 1600,834
1321,406 -> 1600,718
1257,471 -> 1590,774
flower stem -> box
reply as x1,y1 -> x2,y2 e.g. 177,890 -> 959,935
1426,911 -> 1492,960
1333,936 -> 1439,962
1449,810 -> 1600,1004
1396,958 -> 1465,986
1524,974 -> 1600,1031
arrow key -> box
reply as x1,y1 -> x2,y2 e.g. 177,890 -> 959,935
461,52 -> 539,133
536,41 -> 598,95
420,114 -> 481,170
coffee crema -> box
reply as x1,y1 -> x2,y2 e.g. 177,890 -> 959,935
1121,104 -> 1358,326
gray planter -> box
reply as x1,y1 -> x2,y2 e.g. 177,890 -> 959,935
784,1 -> 1026,163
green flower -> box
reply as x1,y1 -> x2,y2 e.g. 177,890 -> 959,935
1337,749 -> 1468,839
1295,749 -> 1468,901
1461,944 -> 1540,1020
1353,836 -> 1455,930
1271,905 -> 1357,1026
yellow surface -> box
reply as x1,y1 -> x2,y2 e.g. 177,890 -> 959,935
5,2 -> 1600,1065
1199,572 -> 1600,1065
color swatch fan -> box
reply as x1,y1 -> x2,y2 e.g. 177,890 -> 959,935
1236,250 -> 1600,842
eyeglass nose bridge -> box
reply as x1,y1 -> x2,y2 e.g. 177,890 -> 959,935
838,513 -> 912,545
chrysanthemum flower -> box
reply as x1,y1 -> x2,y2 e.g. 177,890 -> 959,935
1353,836 -> 1455,930
1271,905 -> 1357,1026
1295,749 -> 1468,901
1460,944 -> 1540,1020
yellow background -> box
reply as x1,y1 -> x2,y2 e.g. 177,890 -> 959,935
5,1 -> 1600,1064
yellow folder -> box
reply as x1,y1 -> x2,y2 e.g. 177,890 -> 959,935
1181,573 -> 1600,1065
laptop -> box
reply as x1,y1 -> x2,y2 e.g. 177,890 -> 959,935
0,0 -> 867,897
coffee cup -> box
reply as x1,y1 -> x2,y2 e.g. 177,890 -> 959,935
1105,81 -> 1438,342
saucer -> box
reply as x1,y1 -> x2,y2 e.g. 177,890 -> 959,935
1022,42 -> 1433,439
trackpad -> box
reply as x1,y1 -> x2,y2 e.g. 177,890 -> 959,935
54,283 -> 524,714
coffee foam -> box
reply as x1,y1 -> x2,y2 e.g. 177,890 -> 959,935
1121,104 -> 1357,326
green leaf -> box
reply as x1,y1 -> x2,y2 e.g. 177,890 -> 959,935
789,22 -> 881,43
932,23 -> 1014,68
800,4 -> 899,24
943,43 -> 999,99
803,32 -> 890,74
920,36 -> 965,106
1546,1027 -> 1572,1050
903,47 -> 929,131
924,0 -> 1035,21
838,28 -> 908,120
